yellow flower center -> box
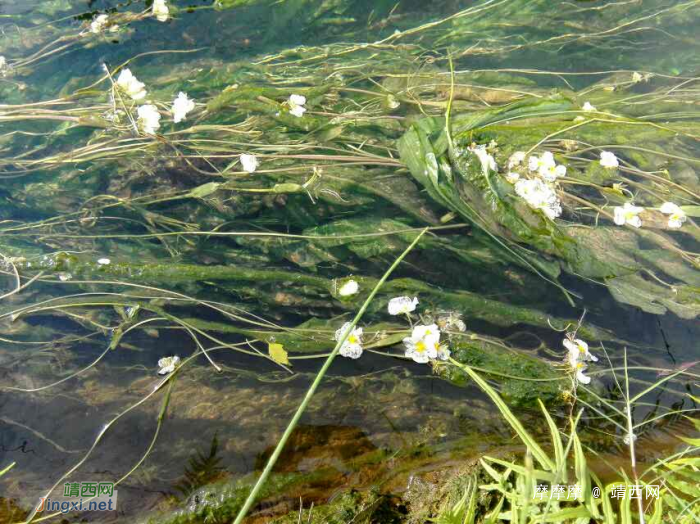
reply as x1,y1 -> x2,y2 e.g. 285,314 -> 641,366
415,341 -> 426,353
348,335 -> 357,344
576,362 -> 584,370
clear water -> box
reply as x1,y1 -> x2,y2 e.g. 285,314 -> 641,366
0,1 -> 698,522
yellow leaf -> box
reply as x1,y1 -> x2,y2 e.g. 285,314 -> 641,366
268,343 -> 290,365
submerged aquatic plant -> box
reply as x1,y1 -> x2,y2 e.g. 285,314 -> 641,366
0,1 -> 698,522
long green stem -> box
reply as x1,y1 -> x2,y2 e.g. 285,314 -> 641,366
232,227 -> 427,524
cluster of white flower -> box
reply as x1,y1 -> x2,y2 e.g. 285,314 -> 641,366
529,151 -> 566,182
514,178 -> 562,219
403,323 -> 449,363
659,202 -> 686,229
240,153 -> 259,174
563,336 -> 597,384
113,68 -> 195,135
391,296 -> 450,363
505,150 -> 564,220
613,201 -> 687,230
331,295 -> 452,364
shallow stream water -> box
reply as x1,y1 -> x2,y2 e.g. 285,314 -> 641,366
0,1 -> 698,523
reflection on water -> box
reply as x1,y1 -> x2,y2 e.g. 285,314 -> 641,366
0,0 -> 698,522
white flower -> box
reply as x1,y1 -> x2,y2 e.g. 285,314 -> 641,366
288,94 -> 307,117
582,101 -> 596,112
152,0 -> 170,22
171,92 -> 194,123
338,279 -> 359,296
137,104 -> 161,135
470,145 -> 497,176
600,151 -> 619,169
403,324 -> 440,364
334,322 -> 363,359
538,163 -> 566,183
507,151 -> 526,169
388,296 -> 418,315
505,172 -> 520,184
514,178 -> 562,219
573,361 -> 591,384
116,68 -> 147,100
240,154 -> 259,173
97,258 -> 111,265
613,202 -> 643,228
289,94 -> 306,106
563,337 -> 598,364
528,151 -> 555,173
632,72 -> 643,83
90,14 -> 109,33
0,56 -> 6,72
158,355 -> 180,375
659,202 -> 686,229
